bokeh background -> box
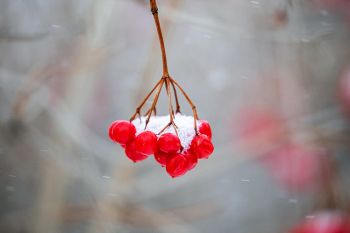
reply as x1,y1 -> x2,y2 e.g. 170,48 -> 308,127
1,0 -> 350,232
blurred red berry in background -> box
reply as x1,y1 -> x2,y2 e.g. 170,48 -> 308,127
262,143 -> 325,192
312,0 -> 350,10
234,109 -> 286,154
339,67 -> 350,115
290,212 -> 350,233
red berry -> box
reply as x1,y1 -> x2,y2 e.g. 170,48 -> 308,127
199,120 -> 212,139
190,135 -> 214,159
109,120 -> 136,145
157,133 -> 181,153
154,150 -> 170,167
183,150 -> 198,170
166,153 -> 189,178
134,131 -> 158,155
125,140 -> 148,162
108,121 -> 118,141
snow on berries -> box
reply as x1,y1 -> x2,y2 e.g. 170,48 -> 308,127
108,1 -> 214,178
109,114 -> 214,178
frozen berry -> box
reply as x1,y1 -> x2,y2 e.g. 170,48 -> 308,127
134,131 -> 158,155
154,150 -> 170,167
125,140 -> 148,162
109,120 -> 136,145
190,135 -> 214,159
183,150 -> 198,170
199,120 -> 212,139
157,133 -> 181,153
166,153 -> 189,178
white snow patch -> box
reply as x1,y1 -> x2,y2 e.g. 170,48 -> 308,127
132,114 -> 201,151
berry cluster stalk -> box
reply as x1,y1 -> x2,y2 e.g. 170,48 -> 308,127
129,0 -> 199,135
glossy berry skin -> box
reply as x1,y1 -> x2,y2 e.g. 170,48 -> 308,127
157,133 -> 181,153
154,150 -> 170,167
134,131 -> 158,155
125,140 -> 148,163
109,120 -> 136,145
190,135 -> 214,159
166,153 -> 189,178
199,120 -> 212,139
183,150 -> 198,170
109,121 -> 118,141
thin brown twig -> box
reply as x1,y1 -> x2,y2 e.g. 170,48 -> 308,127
150,0 -> 169,77
144,79 -> 165,129
169,77 -> 199,133
130,78 -> 163,121
170,79 -> 181,113
164,77 -> 178,134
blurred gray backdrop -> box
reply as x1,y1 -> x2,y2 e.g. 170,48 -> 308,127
1,0 -> 350,233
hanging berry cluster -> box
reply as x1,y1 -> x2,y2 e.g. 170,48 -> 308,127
108,0 -> 214,178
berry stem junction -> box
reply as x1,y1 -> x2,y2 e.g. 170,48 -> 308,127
130,0 -> 199,135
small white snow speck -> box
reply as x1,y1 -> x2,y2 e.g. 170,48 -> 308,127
250,0 -> 260,8
288,199 -> 298,203
102,176 -> 111,179
241,179 -> 250,182
51,24 -> 62,28
306,215 -> 315,219
301,38 -> 310,43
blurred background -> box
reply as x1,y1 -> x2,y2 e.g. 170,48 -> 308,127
1,0 -> 350,232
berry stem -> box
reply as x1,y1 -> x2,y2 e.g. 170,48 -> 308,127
163,77 -> 179,134
144,78 -> 165,129
130,78 -> 163,121
169,77 -> 199,133
150,0 -> 169,77
170,80 -> 181,113
130,1 -> 200,135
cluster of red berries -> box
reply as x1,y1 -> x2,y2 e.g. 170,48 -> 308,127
108,119 -> 214,178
